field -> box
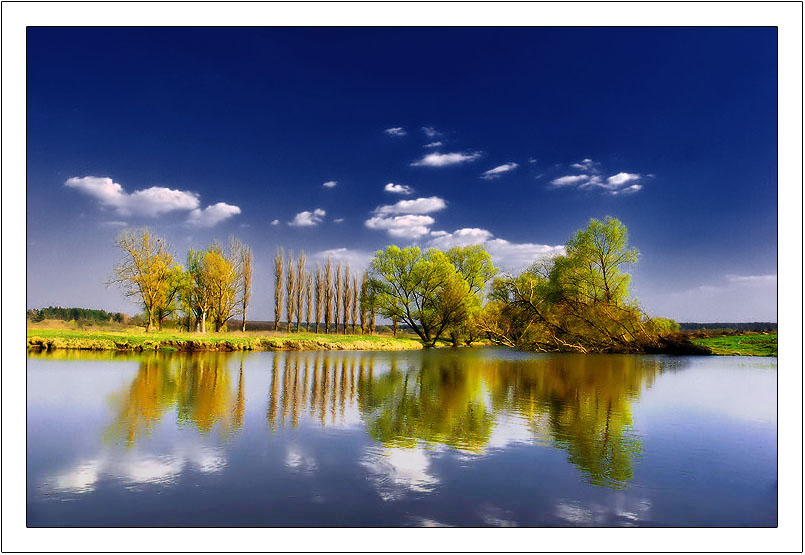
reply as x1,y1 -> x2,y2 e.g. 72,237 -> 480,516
26,326 -> 424,352
691,333 -> 777,357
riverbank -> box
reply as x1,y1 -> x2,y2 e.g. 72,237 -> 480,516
26,328 -> 424,352
690,333 -> 777,357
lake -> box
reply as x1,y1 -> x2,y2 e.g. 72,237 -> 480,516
26,348 -> 777,527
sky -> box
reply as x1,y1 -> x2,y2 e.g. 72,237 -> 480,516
26,27 -> 777,322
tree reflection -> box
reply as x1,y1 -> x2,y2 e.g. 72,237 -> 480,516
106,353 -> 245,445
105,350 -> 668,488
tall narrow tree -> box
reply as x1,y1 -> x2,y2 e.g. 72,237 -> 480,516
273,248 -> 285,331
315,265 -> 324,333
235,240 -> 253,332
341,264 -> 351,334
351,276 -> 359,333
324,257 -> 333,334
295,251 -> 306,332
359,271 -> 369,334
305,271 -> 313,332
285,250 -> 296,332
334,261 -> 343,334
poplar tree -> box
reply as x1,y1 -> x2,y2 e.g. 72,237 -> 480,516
342,264 -> 351,334
273,248 -> 285,331
295,251 -> 306,332
285,250 -> 296,332
315,265 -> 324,333
334,261 -> 343,334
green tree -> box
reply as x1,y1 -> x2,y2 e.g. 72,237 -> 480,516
369,246 -> 474,346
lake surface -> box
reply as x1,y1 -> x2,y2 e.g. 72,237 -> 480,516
27,348 -> 777,527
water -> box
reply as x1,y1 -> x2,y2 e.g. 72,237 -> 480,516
26,348 -> 777,527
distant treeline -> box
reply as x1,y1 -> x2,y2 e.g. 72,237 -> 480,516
27,306 -> 127,323
679,322 -> 777,332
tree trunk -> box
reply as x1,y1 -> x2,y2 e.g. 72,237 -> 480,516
242,309 -> 247,332
201,312 -> 207,334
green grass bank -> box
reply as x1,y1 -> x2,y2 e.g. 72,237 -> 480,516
27,328 -> 424,352
691,333 -> 777,357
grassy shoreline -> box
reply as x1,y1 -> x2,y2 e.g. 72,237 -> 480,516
690,333 -> 777,357
26,328 -> 424,352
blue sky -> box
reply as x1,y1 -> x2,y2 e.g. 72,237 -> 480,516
26,27 -> 777,321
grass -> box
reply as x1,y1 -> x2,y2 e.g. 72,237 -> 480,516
26,326 -> 425,352
691,333 -> 777,357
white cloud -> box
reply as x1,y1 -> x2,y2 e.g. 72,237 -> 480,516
186,202 -> 242,227
550,174 -> 589,187
65,176 -> 201,217
606,172 -> 641,187
610,184 -> 643,195
322,180 -> 337,188
373,196 -> 446,215
427,228 -> 565,271
481,163 -> 519,180
384,183 -> 414,195
333,217 -> 344,223
424,141 -> 443,148
310,247 -> 373,270
570,158 -> 595,171
289,208 -> 326,227
270,219 -> 280,226
429,227 -> 493,249
365,214 -> 435,238
411,152 -> 481,167
422,126 -> 441,138
528,157 -> 537,164
726,274 -> 777,284
100,220 -> 128,227
385,127 -> 406,136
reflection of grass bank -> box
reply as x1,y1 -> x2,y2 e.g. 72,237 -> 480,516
27,328 -> 424,352
691,333 -> 777,357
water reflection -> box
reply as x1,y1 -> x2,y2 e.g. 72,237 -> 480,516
105,353 -> 246,445
91,350 -> 668,489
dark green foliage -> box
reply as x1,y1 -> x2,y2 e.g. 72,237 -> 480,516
27,306 -> 125,324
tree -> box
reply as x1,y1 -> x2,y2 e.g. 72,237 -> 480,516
334,261 -> 343,334
273,248 -> 284,331
205,242 -> 240,332
305,271 -> 313,332
237,241 -> 253,332
185,249 -> 212,332
359,271 -> 369,334
154,265 -> 186,330
369,246 -> 474,346
315,265 -> 324,333
295,251 -> 306,332
109,228 -> 177,332
324,257 -> 334,333
351,276 -> 359,334
445,245 -> 498,344
285,250 -> 297,332
342,264 -> 351,334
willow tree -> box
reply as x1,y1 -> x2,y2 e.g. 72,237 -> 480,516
273,248 -> 285,331
205,242 -> 240,332
369,246 -> 473,346
110,228 -> 178,332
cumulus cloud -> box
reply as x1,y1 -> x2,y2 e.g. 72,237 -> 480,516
547,161 -> 649,195
66,176 -> 242,227
427,228 -> 565,271
271,219 -> 280,226
551,174 -> 589,187
385,127 -> 406,136
322,180 -> 337,188
186,202 -> 241,227
365,214 -> 435,238
607,172 -> 641,187
424,141 -> 443,148
481,163 -> 519,180
289,208 -> 326,227
384,183 -> 414,195
411,152 -> 481,167
373,196 -> 446,215
65,176 -> 202,218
